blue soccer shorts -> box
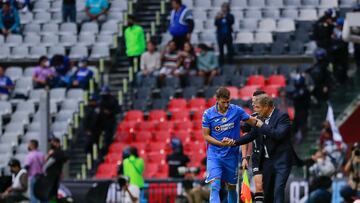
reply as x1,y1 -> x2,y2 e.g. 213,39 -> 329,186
205,156 -> 239,185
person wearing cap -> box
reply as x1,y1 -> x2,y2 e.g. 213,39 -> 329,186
43,138 -> 68,202
124,15 -> 146,69
313,9 -> 335,51
33,56 -> 56,89
72,58 -> 94,89
0,159 -> 28,203
0,0 -> 20,36
98,86 -> 119,147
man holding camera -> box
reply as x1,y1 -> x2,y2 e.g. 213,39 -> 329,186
106,175 -> 140,203
340,143 -> 360,202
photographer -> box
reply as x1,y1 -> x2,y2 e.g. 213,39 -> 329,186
106,175 -> 139,203
166,138 -> 190,178
340,142 -> 360,202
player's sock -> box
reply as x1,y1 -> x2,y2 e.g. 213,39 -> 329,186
210,179 -> 221,203
227,188 -> 237,203
254,192 -> 264,203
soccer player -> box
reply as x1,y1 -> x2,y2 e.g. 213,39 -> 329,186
202,87 -> 258,203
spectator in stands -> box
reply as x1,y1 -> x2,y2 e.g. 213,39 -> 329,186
168,0 -> 194,49
124,15 -> 146,69
24,139 -> 45,203
306,48 -> 332,105
197,43 -> 219,86
313,9 -> 335,51
0,1 -> 20,36
178,41 -> 197,85
215,2 -> 234,65
159,40 -> 181,82
72,57 -> 94,89
0,0 -> 21,10
166,138 -> 190,178
319,121 -> 333,149
98,86 -> 120,148
291,75 -> 310,143
85,0 -> 108,22
137,40 -> 161,85
330,18 -> 349,84
185,158 -> 210,203
0,66 -> 14,100
123,147 -> 145,189
51,54 -> 72,87
83,95 -> 100,154
62,0 -> 76,22
0,159 -> 28,203
43,137 -> 68,202
33,56 -> 56,89
341,143 -> 360,202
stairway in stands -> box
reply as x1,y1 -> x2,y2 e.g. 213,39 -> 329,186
109,0 -> 169,106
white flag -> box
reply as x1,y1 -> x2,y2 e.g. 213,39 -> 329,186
326,104 -> 343,142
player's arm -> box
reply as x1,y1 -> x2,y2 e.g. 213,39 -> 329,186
203,127 -> 226,147
244,116 -> 259,126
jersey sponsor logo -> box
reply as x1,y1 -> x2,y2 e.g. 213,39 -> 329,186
214,123 -> 235,132
221,117 -> 227,122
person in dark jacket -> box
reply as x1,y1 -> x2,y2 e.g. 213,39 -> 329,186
215,2 -> 234,65
83,95 -> 100,153
313,9 -> 335,51
98,86 -> 120,148
0,1 -> 20,35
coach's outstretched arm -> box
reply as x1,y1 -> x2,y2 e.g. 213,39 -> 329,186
203,127 -> 228,147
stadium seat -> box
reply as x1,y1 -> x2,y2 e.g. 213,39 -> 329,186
140,77 -> 157,88
77,34 -> 96,47
134,131 -> 154,142
182,86 -> 198,99
11,46 -> 29,59
16,101 -> 35,114
149,110 -> 167,122
136,121 -> 156,132
144,163 -> 159,178
60,34 -> 77,47
211,75 -> 227,87
109,142 -> 127,153
170,110 -> 190,121
0,46 -> 10,59
33,11 -> 51,24
192,110 -> 204,122
247,75 -> 266,87
151,99 -> 169,110
114,131 -> 132,143
245,9 -> 262,19
61,100 -> 79,111
146,153 -> 166,164
29,45 -> 47,59
239,85 -> 259,101
173,130 -> 191,143
55,110 -> 74,123
240,65 -> 258,77
124,110 -> 144,122
52,122 -> 69,138
225,86 -> 239,99
148,142 -> 171,154
168,98 -> 187,111
248,0 -> 266,7
105,153 -> 122,164
90,44 -> 110,59
240,18 -> 258,31
156,121 -> 175,132
10,112 -> 30,126
174,120 -> 194,132
206,98 -> 217,108
136,87 -> 152,100
96,163 -> 117,178
67,89 -> 84,101
268,75 -> 286,87
258,19 -> 277,32
188,98 -> 206,111
117,121 -> 137,134
50,88 -> 66,103
14,77 -> 32,96
160,87 -> 176,99
204,86 -> 217,99
100,20 -> 118,35
5,66 -> 22,81
262,85 -> 280,98
5,123 -> 24,135
132,99 -> 147,111
154,131 -> 172,142
97,34 -> 114,47
188,76 -> 205,88
259,66 -> 276,77
24,23 -> 41,34
23,34 -> 41,46
80,22 -> 99,34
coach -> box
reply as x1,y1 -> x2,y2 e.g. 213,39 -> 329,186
225,95 -> 294,203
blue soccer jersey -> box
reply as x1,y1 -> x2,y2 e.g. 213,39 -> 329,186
202,104 -> 250,158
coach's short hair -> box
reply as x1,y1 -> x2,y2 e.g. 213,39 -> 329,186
254,94 -> 274,107
253,90 -> 266,97
215,87 -> 230,99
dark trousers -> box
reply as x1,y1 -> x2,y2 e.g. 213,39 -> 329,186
262,159 -> 291,203
172,35 -> 187,50
62,4 -> 76,22
340,185 -> 360,203
217,34 -> 234,65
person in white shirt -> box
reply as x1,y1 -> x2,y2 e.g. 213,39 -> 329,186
137,41 -> 161,86
106,175 -> 140,203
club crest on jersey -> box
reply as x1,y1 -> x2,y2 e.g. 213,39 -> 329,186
221,117 -> 227,122
215,126 -> 221,131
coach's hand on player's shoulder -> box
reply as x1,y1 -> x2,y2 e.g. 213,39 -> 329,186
221,137 -> 236,147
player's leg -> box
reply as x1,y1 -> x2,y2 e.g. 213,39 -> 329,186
206,157 -> 222,203
253,174 -> 264,203
222,158 -> 239,203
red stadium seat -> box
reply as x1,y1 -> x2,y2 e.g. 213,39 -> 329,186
148,110 -> 168,122
124,110 -> 144,122
206,98 -> 216,108
154,131 -> 172,142
131,142 -> 147,155
168,98 -> 187,111
144,163 -> 159,178
268,75 -> 286,87
146,153 -> 166,164
95,163 -> 117,179
174,120 -> 194,131
173,130 -> 191,143
184,141 -> 206,154
148,141 -> 171,154
193,130 -> 204,141
156,121 -> 175,132
226,86 -> 239,99
192,109 -> 204,121
134,131 -> 155,142
105,153 -> 122,164
262,85 -> 280,98
109,142 -> 127,153
114,131 -> 133,143
136,121 -> 156,132
193,120 -> 202,130
244,107 -> 252,115
288,107 -> 295,120
238,85 -> 259,101
188,98 -> 206,111
170,110 -> 190,121
247,75 -> 266,87
117,121 -> 137,133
